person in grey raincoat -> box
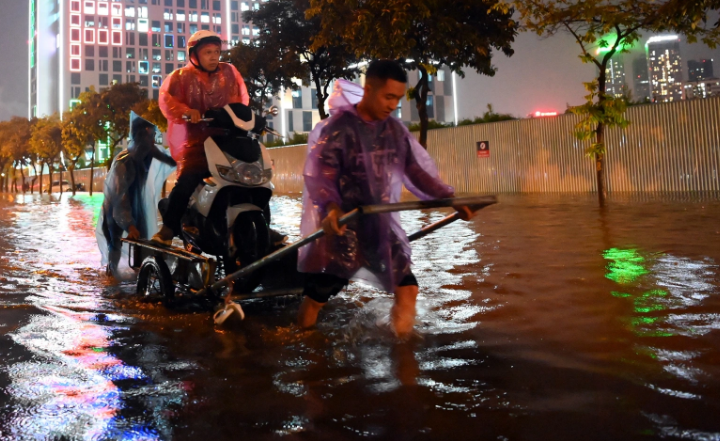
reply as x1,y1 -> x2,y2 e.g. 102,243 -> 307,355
96,113 -> 177,276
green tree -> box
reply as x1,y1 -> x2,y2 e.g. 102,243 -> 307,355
101,82 -> 147,158
514,0 -> 718,206
2,117 -> 36,193
226,40 -> 304,112
30,115 -> 63,194
74,87 -> 110,195
308,0 -> 517,147
243,0 -> 360,119
134,99 -> 168,133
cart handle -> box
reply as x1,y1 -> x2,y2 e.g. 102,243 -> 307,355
198,195 -> 497,298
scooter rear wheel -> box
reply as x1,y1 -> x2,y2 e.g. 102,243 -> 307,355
223,210 -> 270,294
137,256 -> 175,301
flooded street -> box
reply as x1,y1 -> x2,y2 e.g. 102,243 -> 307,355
1,192 -> 719,440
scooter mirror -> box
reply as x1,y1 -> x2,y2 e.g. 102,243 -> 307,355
267,105 -> 279,117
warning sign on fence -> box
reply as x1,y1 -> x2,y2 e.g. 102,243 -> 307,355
477,141 -> 490,158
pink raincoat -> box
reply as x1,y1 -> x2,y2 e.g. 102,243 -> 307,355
159,62 -> 249,176
298,80 -> 454,292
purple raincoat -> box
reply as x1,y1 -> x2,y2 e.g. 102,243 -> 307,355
298,87 -> 454,292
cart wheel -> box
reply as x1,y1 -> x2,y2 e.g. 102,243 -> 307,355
137,256 -> 175,301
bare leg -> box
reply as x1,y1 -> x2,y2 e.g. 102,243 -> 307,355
297,296 -> 325,329
391,285 -> 419,337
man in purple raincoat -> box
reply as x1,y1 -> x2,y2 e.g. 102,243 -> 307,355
297,60 -> 474,336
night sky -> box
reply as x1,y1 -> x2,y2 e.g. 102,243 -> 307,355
2,0 -> 719,122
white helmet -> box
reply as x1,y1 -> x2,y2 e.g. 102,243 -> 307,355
188,30 -> 223,70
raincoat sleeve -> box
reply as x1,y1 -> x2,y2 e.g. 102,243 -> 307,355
303,125 -> 344,216
403,135 -> 455,200
228,65 -> 250,106
159,70 -> 192,124
109,161 -> 137,231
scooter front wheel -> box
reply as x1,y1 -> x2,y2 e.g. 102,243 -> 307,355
137,256 -> 175,301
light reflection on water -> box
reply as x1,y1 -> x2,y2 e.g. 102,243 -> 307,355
0,192 -> 719,439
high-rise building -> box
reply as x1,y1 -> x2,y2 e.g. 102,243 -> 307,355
632,55 -> 651,102
604,54 -> 627,98
688,59 -> 714,82
684,78 -> 720,99
646,35 -> 683,103
30,0 -> 255,160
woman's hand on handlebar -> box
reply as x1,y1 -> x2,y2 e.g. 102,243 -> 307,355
183,109 -> 202,123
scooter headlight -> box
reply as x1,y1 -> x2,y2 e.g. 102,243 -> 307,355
216,161 -> 272,185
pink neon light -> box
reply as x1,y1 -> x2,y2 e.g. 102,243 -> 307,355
70,44 -> 81,56
534,111 -> 558,117
98,29 -> 109,45
70,14 -> 81,27
70,28 -> 81,42
111,4 -> 122,16
112,17 -> 122,29
70,1 -> 81,12
97,2 -> 109,16
70,58 -> 81,71
84,28 -> 95,44
111,30 -> 122,46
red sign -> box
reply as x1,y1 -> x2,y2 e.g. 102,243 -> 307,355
477,141 -> 490,158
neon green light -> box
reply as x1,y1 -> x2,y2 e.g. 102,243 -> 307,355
603,248 -> 648,284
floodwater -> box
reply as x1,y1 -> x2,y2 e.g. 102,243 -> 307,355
1,192 -> 719,441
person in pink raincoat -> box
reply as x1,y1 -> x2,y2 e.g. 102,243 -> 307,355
297,60 -> 474,337
152,31 -> 250,244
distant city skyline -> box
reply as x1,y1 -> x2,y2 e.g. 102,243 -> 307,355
2,0 -> 720,122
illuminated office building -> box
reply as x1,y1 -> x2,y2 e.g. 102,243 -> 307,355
646,35 -> 683,103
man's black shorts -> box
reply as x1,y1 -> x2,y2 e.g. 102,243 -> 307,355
302,272 -> 418,304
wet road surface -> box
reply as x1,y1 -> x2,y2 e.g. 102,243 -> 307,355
0,192 -> 719,440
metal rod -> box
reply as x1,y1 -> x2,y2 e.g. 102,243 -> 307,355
121,238 -> 210,263
230,288 -> 304,301
407,212 -> 461,242
199,195 -> 497,297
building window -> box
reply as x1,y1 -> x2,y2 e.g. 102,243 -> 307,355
311,91 -> 318,109
126,47 -> 136,59
189,11 -> 198,22
85,59 -> 95,71
189,0 -> 197,7
111,3 -> 122,16
126,18 -> 136,30
201,12 -> 209,23
177,50 -> 186,61
138,18 -> 149,32
164,9 -> 173,20
126,32 -> 135,45
84,28 -> 95,43
84,1 -> 95,14
152,62 -> 161,73
98,2 -> 109,15
213,13 -> 221,24
99,59 -> 109,71
71,44 -> 81,56
252,26 -> 259,36
303,111 -> 312,132
152,49 -> 161,60
177,23 -> 185,33
201,24 -> 210,31
190,23 -> 198,33
71,1 -> 81,12
112,30 -> 122,45
151,20 -> 161,32
126,61 -> 136,73
152,34 -> 161,47
71,28 -> 81,42
178,36 -> 186,48
85,15 -> 95,27
176,11 -> 185,22
99,46 -> 108,57
140,48 -> 149,60
98,29 -> 109,44
241,25 -> 249,35
139,33 -> 148,46
240,2 -> 248,11
164,35 -> 174,48
287,110 -> 293,132
138,6 -> 148,18
177,0 -> 185,6
201,0 -> 209,9
213,0 -> 220,10
112,17 -> 122,29
125,6 -> 135,17
70,59 -> 81,72
71,72 -> 81,84
113,47 -> 121,58
152,75 -> 163,88
165,0 -> 173,5
99,73 -> 109,85
165,63 -> 174,74
112,74 -> 122,85
437,69 -> 445,82
292,89 -> 302,108
165,50 -> 174,61
231,24 -> 239,34
85,45 -> 95,57
231,1 -> 238,10
165,22 -> 173,32
99,16 -> 109,28
126,74 -> 136,83
70,14 -> 81,26
140,75 -> 149,87
242,37 -> 249,45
